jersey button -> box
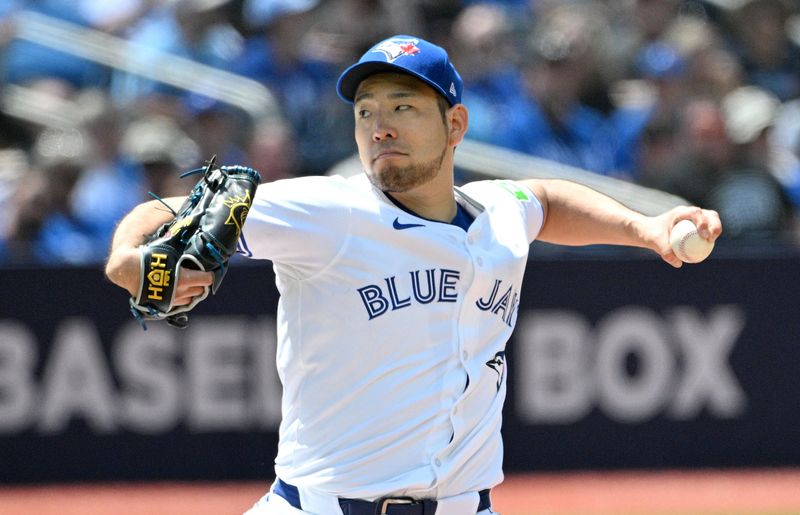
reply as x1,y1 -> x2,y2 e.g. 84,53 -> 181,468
476,256 -> 484,266
462,350 -> 469,360
434,458 -> 442,467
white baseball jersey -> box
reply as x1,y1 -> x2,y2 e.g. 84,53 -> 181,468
238,173 -> 544,501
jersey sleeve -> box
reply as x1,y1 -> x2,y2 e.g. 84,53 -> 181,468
238,175 -> 352,279
511,180 -> 546,242
462,179 -> 545,243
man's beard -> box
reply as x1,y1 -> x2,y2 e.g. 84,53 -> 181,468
366,147 -> 447,193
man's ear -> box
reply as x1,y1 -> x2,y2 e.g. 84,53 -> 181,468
447,104 -> 469,147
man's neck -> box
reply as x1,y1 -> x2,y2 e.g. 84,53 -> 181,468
387,170 -> 457,222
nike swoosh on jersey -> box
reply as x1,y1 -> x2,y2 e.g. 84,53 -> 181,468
393,217 -> 426,230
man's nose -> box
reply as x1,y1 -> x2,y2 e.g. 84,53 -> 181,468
371,115 -> 397,142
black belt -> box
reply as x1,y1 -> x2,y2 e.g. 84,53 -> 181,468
274,478 -> 492,514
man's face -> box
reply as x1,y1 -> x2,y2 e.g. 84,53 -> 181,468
353,73 -> 450,193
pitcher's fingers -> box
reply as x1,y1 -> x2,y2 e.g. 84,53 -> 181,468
173,295 -> 192,307
689,209 -> 722,241
662,250 -> 683,269
703,209 -> 723,240
178,285 -> 207,298
180,268 -> 213,287
172,286 -> 207,306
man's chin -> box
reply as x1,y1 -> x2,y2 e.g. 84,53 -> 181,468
365,173 -> 406,193
367,170 -> 424,193
365,152 -> 443,193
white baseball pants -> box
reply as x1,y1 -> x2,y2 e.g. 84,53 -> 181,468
243,488 -> 499,515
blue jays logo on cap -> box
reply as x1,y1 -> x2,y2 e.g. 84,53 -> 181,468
336,35 -> 463,106
372,37 -> 421,63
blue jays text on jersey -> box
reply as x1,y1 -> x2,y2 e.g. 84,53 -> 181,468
357,269 -> 520,327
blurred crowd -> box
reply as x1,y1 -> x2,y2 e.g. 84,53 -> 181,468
1,0 -> 799,265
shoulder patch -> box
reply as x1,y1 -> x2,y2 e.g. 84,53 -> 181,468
495,180 -> 531,202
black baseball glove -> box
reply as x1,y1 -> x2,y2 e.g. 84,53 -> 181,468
129,157 -> 261,329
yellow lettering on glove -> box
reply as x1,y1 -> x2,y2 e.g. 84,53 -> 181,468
147,253 -> 171,300
223,191 -> 252,238
169,216 -> 195,237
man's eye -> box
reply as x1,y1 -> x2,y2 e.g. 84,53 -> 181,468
396,105 -> 411,111
357,109 -> 371,119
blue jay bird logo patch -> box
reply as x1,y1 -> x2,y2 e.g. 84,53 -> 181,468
372,38 -> 421,63
486,351 -> 506,391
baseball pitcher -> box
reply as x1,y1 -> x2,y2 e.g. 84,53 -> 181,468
106,35 -> 722,515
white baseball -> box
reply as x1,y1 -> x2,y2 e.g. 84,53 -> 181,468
669,219 -> 714,263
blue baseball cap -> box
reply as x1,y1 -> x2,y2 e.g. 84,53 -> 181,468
336,35 -> 463,106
